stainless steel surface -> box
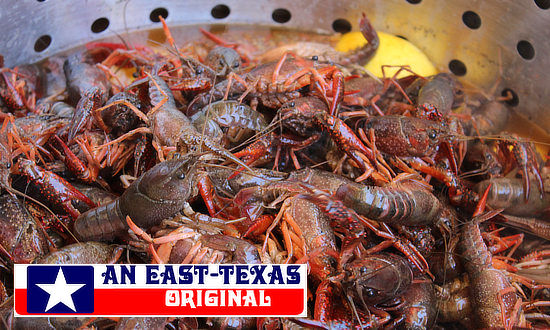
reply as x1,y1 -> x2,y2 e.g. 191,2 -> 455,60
1,0 -> 549,133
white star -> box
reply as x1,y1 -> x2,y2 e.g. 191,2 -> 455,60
36,268 -> 85,312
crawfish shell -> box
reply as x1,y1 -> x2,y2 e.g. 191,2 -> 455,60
0,194 -> 49,263
343,253 -> 413,305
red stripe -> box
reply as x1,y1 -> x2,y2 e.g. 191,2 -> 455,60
15,288 -> 305,316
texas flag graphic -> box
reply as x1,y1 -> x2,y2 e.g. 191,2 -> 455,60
15,264 -> 307,317
26,266 -> 94,314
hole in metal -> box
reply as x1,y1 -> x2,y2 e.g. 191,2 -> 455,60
501,88 -> 519,106
91,17 -> 109,33
534,0 -> 550,9
211,4 -> 230,19
150,8 -> 168,22
406,0 -> 422,4
517,40 -> 535,60
448,59 -> 467,76
462,11 -> 481,29
34,35 -> 51,52
332,19 -> 352,33
272,8 -> 291,23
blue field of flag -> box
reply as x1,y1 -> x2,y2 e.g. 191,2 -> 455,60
27,266 -> 94,314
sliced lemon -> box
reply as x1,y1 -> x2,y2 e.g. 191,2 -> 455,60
336,31 -> 437,78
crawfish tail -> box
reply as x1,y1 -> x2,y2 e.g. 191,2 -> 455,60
74,199 -> 126,242
501,214 -> 550,241
460,220 -> 492,275
474,177 -> 550,217
417,73 -> 455,115
335,183 -> 442,226
460,219 -> 521,328
339,14 -> 379,66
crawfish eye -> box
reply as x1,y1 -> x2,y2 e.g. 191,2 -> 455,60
196,67 -> 203,74
364,287 -> 377,297
232,61 -> 240,68
177,172 -> 186,180
360,266 -> 367,274
428,130 -> 437,140
289,101 -> 295,108
311,55 -> 318,61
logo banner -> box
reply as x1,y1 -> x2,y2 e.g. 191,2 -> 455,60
14,264 -> 307,317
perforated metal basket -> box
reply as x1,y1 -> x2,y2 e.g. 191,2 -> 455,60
1,0 -> 549,134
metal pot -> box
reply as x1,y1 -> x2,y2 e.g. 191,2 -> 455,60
1,0 -> 549,133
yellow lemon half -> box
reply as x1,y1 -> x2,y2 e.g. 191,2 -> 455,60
336,31 -> 437,78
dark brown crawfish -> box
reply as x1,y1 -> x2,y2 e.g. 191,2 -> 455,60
115,317 -> 170,329
391,276 -> 437,329
334,180 -> 445,226
63,50 -> 110,105
188,40 -> 348,113
238,167 -> 447,228
74,156 -> 200,242
307,253 -> 412,329
63,51 -> 111,141
461,98 -> 510,137
34,242 -> 123,264
0,194 -> 49,263
340,253 -> 413,307
142,72 -> 252,171
190,100 -> 267,145
205,46 -> 242,78
474,177 -> 550,217
96,91 -> 143,138
262,195 -> 396,328
461,216 -> 523,328
416,73 -> 461,116
435,274 -> 473,325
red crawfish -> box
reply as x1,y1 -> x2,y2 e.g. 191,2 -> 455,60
189,16 -> 375,114
362,115 -> 453,159
12,159 -> 96,220
234,96 -> 377,175
129,214 -> 261,264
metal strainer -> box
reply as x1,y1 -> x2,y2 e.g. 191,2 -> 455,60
1,0 -> 549,133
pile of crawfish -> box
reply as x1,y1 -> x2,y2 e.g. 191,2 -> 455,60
1,14 -> 549,329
